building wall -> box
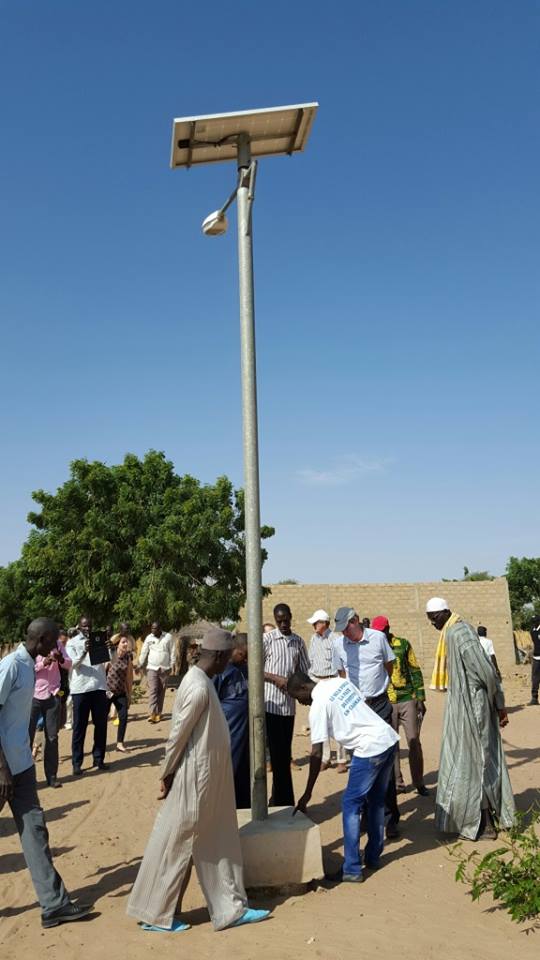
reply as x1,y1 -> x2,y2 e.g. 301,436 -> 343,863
238,578 -> 515,674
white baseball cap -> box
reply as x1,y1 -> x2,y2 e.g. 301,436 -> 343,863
307,609 -> 331,624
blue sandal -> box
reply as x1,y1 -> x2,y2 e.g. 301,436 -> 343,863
141,918 -> 190,932
228,908 -> 270,928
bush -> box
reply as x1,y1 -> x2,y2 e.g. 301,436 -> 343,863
449,807 -> 540,928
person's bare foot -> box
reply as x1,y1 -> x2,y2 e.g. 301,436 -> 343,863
116,743 -> 130,753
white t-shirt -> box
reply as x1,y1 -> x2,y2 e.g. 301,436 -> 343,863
309,677 -> 399,759
479,637 -> 495,658
139,632 -> 175,671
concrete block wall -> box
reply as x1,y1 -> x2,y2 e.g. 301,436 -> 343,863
238,578 -> 515,675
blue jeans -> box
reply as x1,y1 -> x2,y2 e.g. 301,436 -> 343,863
342,745 -> 396,877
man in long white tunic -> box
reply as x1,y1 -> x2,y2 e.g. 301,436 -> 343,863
127,627 -> 268,932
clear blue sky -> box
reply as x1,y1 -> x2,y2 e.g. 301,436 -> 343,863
1,1 -> 539,585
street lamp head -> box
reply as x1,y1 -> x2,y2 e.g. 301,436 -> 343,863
201,210 -> 228,237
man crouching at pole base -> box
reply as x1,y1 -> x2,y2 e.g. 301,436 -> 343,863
288,670 -> 399,883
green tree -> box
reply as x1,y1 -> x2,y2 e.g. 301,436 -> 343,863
506,556 -> 540,628
0,451 -> 274,643
463,568 -> 494,582
442,566 -> 495,583
0,560 -> 29,645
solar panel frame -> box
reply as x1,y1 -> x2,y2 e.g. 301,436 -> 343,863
170,102 -> 318,169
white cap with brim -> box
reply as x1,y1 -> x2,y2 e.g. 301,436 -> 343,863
307,609 -> 330,625
426,597 -> 449,613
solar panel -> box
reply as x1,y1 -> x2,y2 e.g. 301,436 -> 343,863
170,102 -> 318,169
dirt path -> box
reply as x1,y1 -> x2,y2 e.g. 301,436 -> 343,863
1,667 -> 538,959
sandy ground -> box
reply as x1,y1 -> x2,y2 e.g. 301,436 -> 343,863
1,666 -> 539,960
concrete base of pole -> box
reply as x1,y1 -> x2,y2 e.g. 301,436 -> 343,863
237,806 -> 324,892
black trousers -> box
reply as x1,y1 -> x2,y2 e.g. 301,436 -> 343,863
71,690 -> 108,770
109,693 -> 129,742
29,695 -> 61,783
266,712 -> 295,807
532,659 -> 540,699
367,694 -> 400,826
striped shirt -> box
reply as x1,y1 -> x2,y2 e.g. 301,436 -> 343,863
263,628 -> 310,716
308,629 -> 339,679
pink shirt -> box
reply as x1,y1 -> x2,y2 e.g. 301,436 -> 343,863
33,640 -> 72,700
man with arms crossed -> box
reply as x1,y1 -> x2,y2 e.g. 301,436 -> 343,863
263,603 -> 310,806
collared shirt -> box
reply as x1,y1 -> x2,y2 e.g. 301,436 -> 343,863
65,633 -> 107,694
0,644 -> 35,775
139,632 -> 176,672
331,627 -> 395,698
309,628 -> 339,679
263,628 -> 310,716
309,677 -> 399,759
387,635 -> 425,704
33,639 -> 72,700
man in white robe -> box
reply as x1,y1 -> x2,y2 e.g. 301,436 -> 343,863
127,627 -> 269,932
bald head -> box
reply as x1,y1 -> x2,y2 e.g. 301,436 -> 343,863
197,647 -> 232,677
25,618 -> 59,659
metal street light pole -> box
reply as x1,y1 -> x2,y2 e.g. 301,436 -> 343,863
236,133 -> 267,819
170,103 -> 318,823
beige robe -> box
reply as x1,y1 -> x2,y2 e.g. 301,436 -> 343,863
126,665 -> 248,930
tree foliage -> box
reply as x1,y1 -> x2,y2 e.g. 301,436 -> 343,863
442,566 -> 495,583
450,807 -> 540,929
0,451 -> 274,643
462,566 -> 494,582
506,556 -> 540,628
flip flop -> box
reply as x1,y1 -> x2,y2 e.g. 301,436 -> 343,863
228,908 -> 270,928
141,918 -> 190,932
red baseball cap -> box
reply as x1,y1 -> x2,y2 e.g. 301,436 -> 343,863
371,616 -> 389,631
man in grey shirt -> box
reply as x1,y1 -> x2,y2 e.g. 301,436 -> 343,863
307,609 -> 347,773
332,607 -> 400,837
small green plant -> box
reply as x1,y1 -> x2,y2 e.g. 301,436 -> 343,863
130,682 -> 145,704
449,807 -> 540,928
